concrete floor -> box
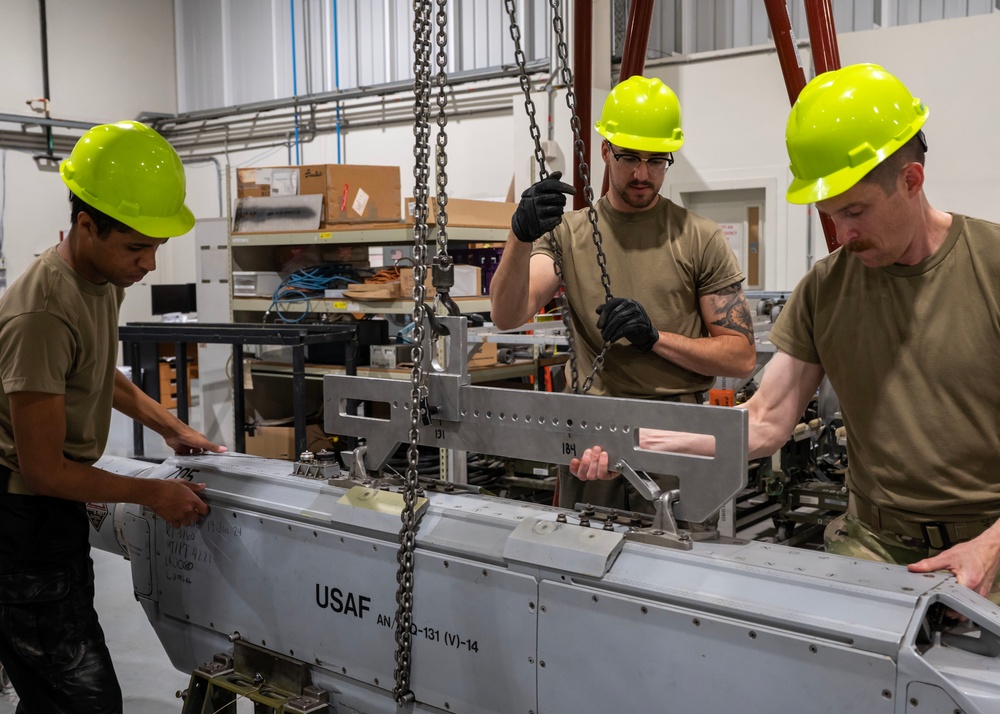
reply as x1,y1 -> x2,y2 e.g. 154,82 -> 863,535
0,408 -> 200,714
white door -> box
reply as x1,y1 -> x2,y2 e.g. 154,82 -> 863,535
679,188 -> 765,291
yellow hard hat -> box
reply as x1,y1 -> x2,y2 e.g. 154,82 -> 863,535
60,120 -> 195,238
785,64 -> 929,204
595,76 -> 684,153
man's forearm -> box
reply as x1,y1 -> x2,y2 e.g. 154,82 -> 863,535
652,332 -> 756,379
489,235 -> 537,330
637,428 -> 715,456
22,456 -> 160,505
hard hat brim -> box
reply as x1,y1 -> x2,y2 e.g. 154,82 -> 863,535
786,166 -> 871,205
596,125 -> 683,154
785,69 -> 929,205
129,205 -> 197,238
62,174 -> 196,238
786,114 -> 929,205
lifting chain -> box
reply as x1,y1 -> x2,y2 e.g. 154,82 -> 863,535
393,0 -> 435,705
432,0 -> 459,316
504,0 -> 613,394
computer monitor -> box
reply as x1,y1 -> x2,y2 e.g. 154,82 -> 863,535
150,283 -> 197,316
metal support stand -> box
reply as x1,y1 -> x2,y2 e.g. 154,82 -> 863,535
119,323 -> 357,459
614,458 -> 692,550
180,642 -> 329,714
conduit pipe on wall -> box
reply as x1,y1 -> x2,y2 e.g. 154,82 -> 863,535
37,0 -> 54,159
0,62 -> 551,163
154,81 -> 529,157
290,0 -> 301,165
150,61 -> 548,128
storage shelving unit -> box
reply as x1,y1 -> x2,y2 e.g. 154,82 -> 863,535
229,225 -> 503,320
225,220 -> 548,464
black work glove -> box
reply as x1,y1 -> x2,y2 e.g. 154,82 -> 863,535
596,297 -> 660,353
511,170 -> 576,243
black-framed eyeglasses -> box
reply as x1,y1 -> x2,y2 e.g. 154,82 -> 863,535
606,141 -> 674,174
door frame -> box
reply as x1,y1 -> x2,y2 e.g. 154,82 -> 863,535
668,176 -> 781,292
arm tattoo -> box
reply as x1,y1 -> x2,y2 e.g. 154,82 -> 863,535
707,283 -> 754,345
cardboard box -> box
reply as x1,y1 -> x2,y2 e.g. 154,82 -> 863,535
467,338 -> 498,367
325,164 -> 402,224
370,344 -> 414,369
406,197 -> 515,229
236,165 -> 328,198
342,281 -> 401,300
399,264 -> 481,297
399,267 -> 435,297
238,164 -> 403,225
452,265 -> 481,297
245,424 -> 330,460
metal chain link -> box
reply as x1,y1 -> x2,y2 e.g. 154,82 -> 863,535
549,0 -> 613,299
504,0 -> 548,176
393,0 -> 433,705
548,0 -> 614,392
433,0 -> 451,273
504,0 -> 612,394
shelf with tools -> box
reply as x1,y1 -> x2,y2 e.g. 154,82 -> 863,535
225,165 -> 548,463
228,227 -> 505,320
230,225 -> 509,247
228,164 -> 512,324
231,295 -> 493,317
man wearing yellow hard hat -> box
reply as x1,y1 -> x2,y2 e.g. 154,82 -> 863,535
572,64 -> 1000,604
491,76 -> 756,513
0,121 -> 225,711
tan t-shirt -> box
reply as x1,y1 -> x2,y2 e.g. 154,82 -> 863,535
532,195 -> 744,397
769,214 -> 1000,521
0,247 -> 125,473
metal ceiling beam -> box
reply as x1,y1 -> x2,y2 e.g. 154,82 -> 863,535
147,60 -> 548,131
0,61 -> 550,164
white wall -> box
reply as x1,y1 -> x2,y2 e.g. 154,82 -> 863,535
656,50 -> 801,291
0,0 -> 178,121
653,12 -> 1000,289
838,15 -> 1000,224
2,6 -> 998,309
1,0 -> 180,325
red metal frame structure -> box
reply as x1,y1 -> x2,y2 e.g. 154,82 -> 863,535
805,0 -> 842,75
764,0 -> 841,254
572,0 -> 593,210
573,2 -> 842,247
599,0 -> 655,198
